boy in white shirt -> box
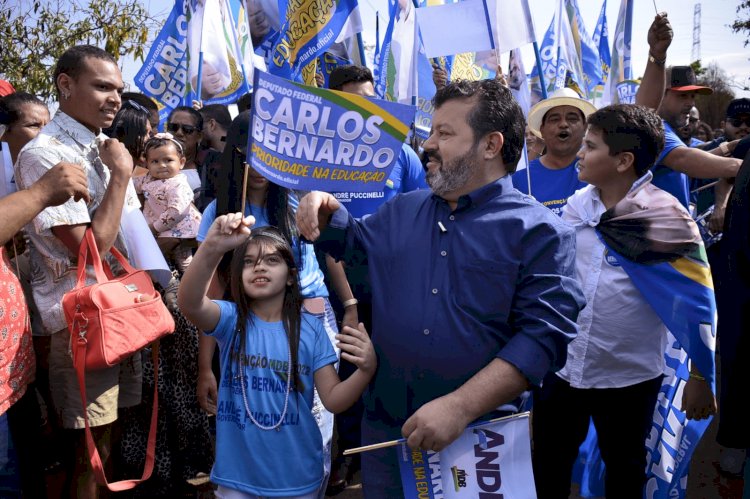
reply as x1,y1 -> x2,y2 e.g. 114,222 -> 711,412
532,104 -> 716,499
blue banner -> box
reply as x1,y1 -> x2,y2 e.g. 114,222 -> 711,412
135,0 -> 193,123
566,0 -> 602,96
248,70 -> 415,192
266,0 -> 358,81
316,51 -> 354,89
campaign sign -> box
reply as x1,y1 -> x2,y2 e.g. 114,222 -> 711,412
397,413 -> 537,499
249,70 -> 415,192
616,80 -> 640,104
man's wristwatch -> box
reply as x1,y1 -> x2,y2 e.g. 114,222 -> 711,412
648,52 -> 666,66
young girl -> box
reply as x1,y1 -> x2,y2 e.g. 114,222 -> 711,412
134,133 -> 202,272
178,216 -> 376,498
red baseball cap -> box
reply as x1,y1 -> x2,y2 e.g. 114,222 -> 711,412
665,66 -> 713,95
0,80 -> 15,97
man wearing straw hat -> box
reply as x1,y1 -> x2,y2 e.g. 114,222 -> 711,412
512,87 -> 596,215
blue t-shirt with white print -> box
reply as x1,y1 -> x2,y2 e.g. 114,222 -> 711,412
207,301 -> 338,496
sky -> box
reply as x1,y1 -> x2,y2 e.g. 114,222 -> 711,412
121,0 -> 750,98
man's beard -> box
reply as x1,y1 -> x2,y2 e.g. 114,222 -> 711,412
426,148 -> 477,197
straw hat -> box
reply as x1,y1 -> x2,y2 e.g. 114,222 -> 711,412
527,87 -> 597,139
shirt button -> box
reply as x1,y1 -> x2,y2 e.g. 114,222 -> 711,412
449,215 -> 455,221
431,288 -> 438,295
440,250 -> 447,257
423,329 -> 430,335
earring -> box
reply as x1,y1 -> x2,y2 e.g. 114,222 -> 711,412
62,92 -> 70,100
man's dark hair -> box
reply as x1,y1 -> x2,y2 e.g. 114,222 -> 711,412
236,92 -> 253,112
328,65 -> 374,91
121,92 -> 158,112
432,79 -> 525,172
199,104 -> 232,129
0,92 -> 46,127
586,104 -> 665,177
168,105 -> 204,131
53,45 -> 117,96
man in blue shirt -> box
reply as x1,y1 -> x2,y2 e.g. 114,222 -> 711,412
297,79 -> 585,497
513,87 -> 596,215
643,65 -> 741,211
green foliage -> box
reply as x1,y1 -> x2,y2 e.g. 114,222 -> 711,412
694,62 -> 736,129
732,1 -> 750,46
0,0 -> 159,101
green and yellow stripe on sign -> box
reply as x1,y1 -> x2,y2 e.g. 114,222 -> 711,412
295,83 -> 410,141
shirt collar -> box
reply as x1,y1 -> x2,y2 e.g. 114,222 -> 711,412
54,111 -> 102,149
432,175 -> 514,211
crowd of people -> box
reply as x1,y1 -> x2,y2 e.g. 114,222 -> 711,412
1,9 -> 750,499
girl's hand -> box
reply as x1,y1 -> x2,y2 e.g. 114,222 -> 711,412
203,213 -> 256,254
336,323 -> 376,376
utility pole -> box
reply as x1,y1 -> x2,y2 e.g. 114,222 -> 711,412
692,3 -> 701,63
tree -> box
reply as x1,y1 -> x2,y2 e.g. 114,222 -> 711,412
732,1 -> 750,46
693,61 -> 736,130
0,0 -> 161,101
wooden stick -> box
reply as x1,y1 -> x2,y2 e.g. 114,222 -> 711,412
343,411 -> 530,456
240,162 -> 250,217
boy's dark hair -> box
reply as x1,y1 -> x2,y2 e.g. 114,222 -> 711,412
586,104 -> 665,177
53,45 -> 117,96
228,226 -> 304,392
433,79 -> 526,172
199,104 -> 232,129
329,65 -> 374,91
167,105 -> 203,131
0,92 -> 46,126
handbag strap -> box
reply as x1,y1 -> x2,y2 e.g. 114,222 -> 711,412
75,228 -> 138,288
73,337 -> 160,491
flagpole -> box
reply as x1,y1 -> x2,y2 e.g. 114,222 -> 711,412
196,51 -> 204,103
533,42 -> 548,99
356,32 -> 367,68
410,0 -> 420,107
342,412 -> 531,456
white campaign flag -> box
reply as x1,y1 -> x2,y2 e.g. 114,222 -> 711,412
397,413 -> 537,498
416,0 -> 494,58
486,0 -> 535,53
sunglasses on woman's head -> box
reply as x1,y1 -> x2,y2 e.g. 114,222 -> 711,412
122,100 -> 151,115
166,122 -> 200,134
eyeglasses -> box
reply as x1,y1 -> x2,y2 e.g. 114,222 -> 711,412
729,117 -> 750,128
166,122 -> 200,134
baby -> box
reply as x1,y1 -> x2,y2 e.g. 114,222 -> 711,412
134,133 -> 201,272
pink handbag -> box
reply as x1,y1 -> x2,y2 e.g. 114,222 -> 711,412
62,228 -> 175,490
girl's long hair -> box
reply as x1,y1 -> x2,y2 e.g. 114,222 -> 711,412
216,111 -> 304,271
228,226 -> 303,391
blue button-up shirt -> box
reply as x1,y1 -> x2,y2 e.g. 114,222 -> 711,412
317,175 -> 584,434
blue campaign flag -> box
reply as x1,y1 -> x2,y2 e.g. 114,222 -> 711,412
591,0 -> 611,105
248,70 -> 415,193
565,0 -> 602,96
135,0 -> 195,123
316,51 -> 354,89
266,0 -> 360,82
577,243 -> 717,499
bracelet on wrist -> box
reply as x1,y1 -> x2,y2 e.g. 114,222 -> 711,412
648,51 -> 666,66
689,372 -> 705,381
342,298 -> 358,308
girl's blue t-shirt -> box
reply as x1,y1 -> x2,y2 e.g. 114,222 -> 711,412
207,300 -> 338,496
197,198 -> 328,298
